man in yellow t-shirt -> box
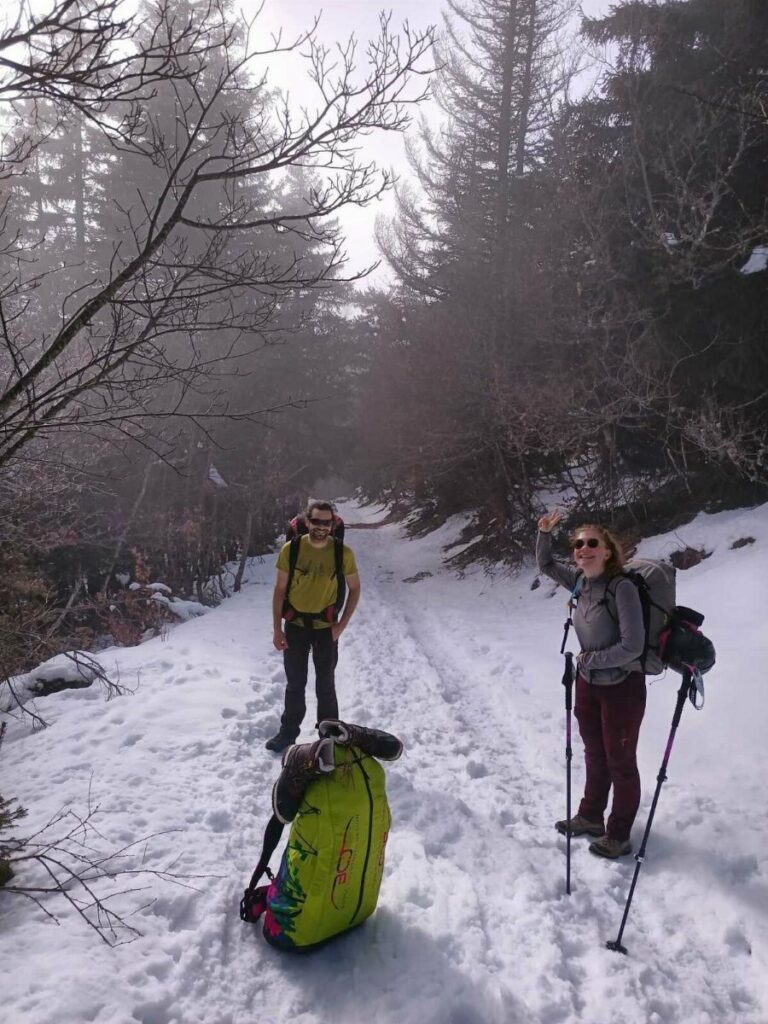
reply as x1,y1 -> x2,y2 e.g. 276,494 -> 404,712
266,501 -> 361,752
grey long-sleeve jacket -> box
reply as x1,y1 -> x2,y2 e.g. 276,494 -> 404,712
536,531 -> 645,685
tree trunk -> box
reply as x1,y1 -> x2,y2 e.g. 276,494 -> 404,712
99,461 -> 154,597
515,0 -> 536,178
233,507 -> 253,593
74,121 -> 86,265
494,0 -> 519,264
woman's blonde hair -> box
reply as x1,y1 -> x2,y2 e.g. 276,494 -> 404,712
570,523 -> 625,577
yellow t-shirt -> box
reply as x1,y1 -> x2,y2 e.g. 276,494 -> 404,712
276,536 -> 358,629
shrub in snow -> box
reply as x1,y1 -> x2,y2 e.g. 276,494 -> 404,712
97,587 -> 174,646
29,653 -> 99,697
150,592 -> 207,622
670,546 -> 712,570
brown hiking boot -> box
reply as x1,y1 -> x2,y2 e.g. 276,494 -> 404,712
318,719 -> 403,761
555,814 -> 605,837
589,835 -> 632,859
271,737 -> 335,824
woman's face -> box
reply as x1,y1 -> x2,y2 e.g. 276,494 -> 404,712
572,529 -> 611,578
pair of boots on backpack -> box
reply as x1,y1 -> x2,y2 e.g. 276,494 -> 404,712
271,719 -> 403,824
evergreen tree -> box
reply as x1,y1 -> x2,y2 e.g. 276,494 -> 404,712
551,0 -> 768,503
367,0 -> 577,556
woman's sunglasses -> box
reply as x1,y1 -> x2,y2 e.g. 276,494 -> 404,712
572,537 -> 601,550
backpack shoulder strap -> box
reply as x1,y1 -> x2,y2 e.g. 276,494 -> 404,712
245,813 -> 284,894
286,535 -> 301,594
605,571 -> 651,672
569,570 -> 585,606
332,536 -> 343,576
333,537 -> 346,616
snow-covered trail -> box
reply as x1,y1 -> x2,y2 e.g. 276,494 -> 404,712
330,516 -> 767,1024
2,502 -> 767,1024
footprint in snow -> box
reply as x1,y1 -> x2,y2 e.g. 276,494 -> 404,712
146,959 -> 174,983
466,759 -> 488,779
405,885 -> 434,909
724,924 -> 752,955
205,809 -> 232,833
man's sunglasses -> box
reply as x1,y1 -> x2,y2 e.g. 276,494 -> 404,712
572,537 -> 601,550
309,517 -> 333,527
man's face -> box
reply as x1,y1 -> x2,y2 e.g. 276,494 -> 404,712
307,508 -> 334,542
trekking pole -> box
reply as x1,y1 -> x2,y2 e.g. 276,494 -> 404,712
606,668 -> 697,954
561,651 -> 575,895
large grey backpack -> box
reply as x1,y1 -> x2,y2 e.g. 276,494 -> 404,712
605,559 -> 677,676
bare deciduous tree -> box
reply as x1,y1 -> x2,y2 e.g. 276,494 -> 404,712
0,1 -> 433,470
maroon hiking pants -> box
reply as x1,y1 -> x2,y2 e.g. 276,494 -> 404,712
575,671 -> 646,842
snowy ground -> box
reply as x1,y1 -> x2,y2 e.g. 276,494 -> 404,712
2,500 -> 767,1024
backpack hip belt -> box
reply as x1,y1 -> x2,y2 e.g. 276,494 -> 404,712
282,602 -> 338,625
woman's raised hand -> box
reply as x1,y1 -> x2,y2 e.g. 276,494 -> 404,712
537,508 -> 563,533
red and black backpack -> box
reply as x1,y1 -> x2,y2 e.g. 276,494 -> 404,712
286,512 -> 345,543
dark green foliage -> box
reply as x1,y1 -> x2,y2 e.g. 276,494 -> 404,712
360,0 -> 768,554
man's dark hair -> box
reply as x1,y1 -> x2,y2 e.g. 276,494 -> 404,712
305,500 -> 334,519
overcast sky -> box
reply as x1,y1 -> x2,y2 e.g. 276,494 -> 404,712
257,1 -> 615,286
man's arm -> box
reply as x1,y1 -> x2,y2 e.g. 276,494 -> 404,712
272,569 -> 289,650
332,572 -> 360,642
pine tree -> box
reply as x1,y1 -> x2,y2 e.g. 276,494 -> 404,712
552,0 -> 768,501
366,0 -> 577,553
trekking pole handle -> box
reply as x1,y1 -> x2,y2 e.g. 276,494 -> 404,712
560,619 -> 571,655
562,651 -> 575,711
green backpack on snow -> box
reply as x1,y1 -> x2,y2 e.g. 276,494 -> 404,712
240,720 -> 402,951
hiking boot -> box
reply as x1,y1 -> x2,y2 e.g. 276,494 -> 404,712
589,835 -> 632,859
271,737 -> 335,824
318,719 -> 403,761
265,730 -> 296,753
555,814 -> 605,837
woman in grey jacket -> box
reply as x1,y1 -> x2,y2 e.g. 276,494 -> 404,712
536,509 -> 646,859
